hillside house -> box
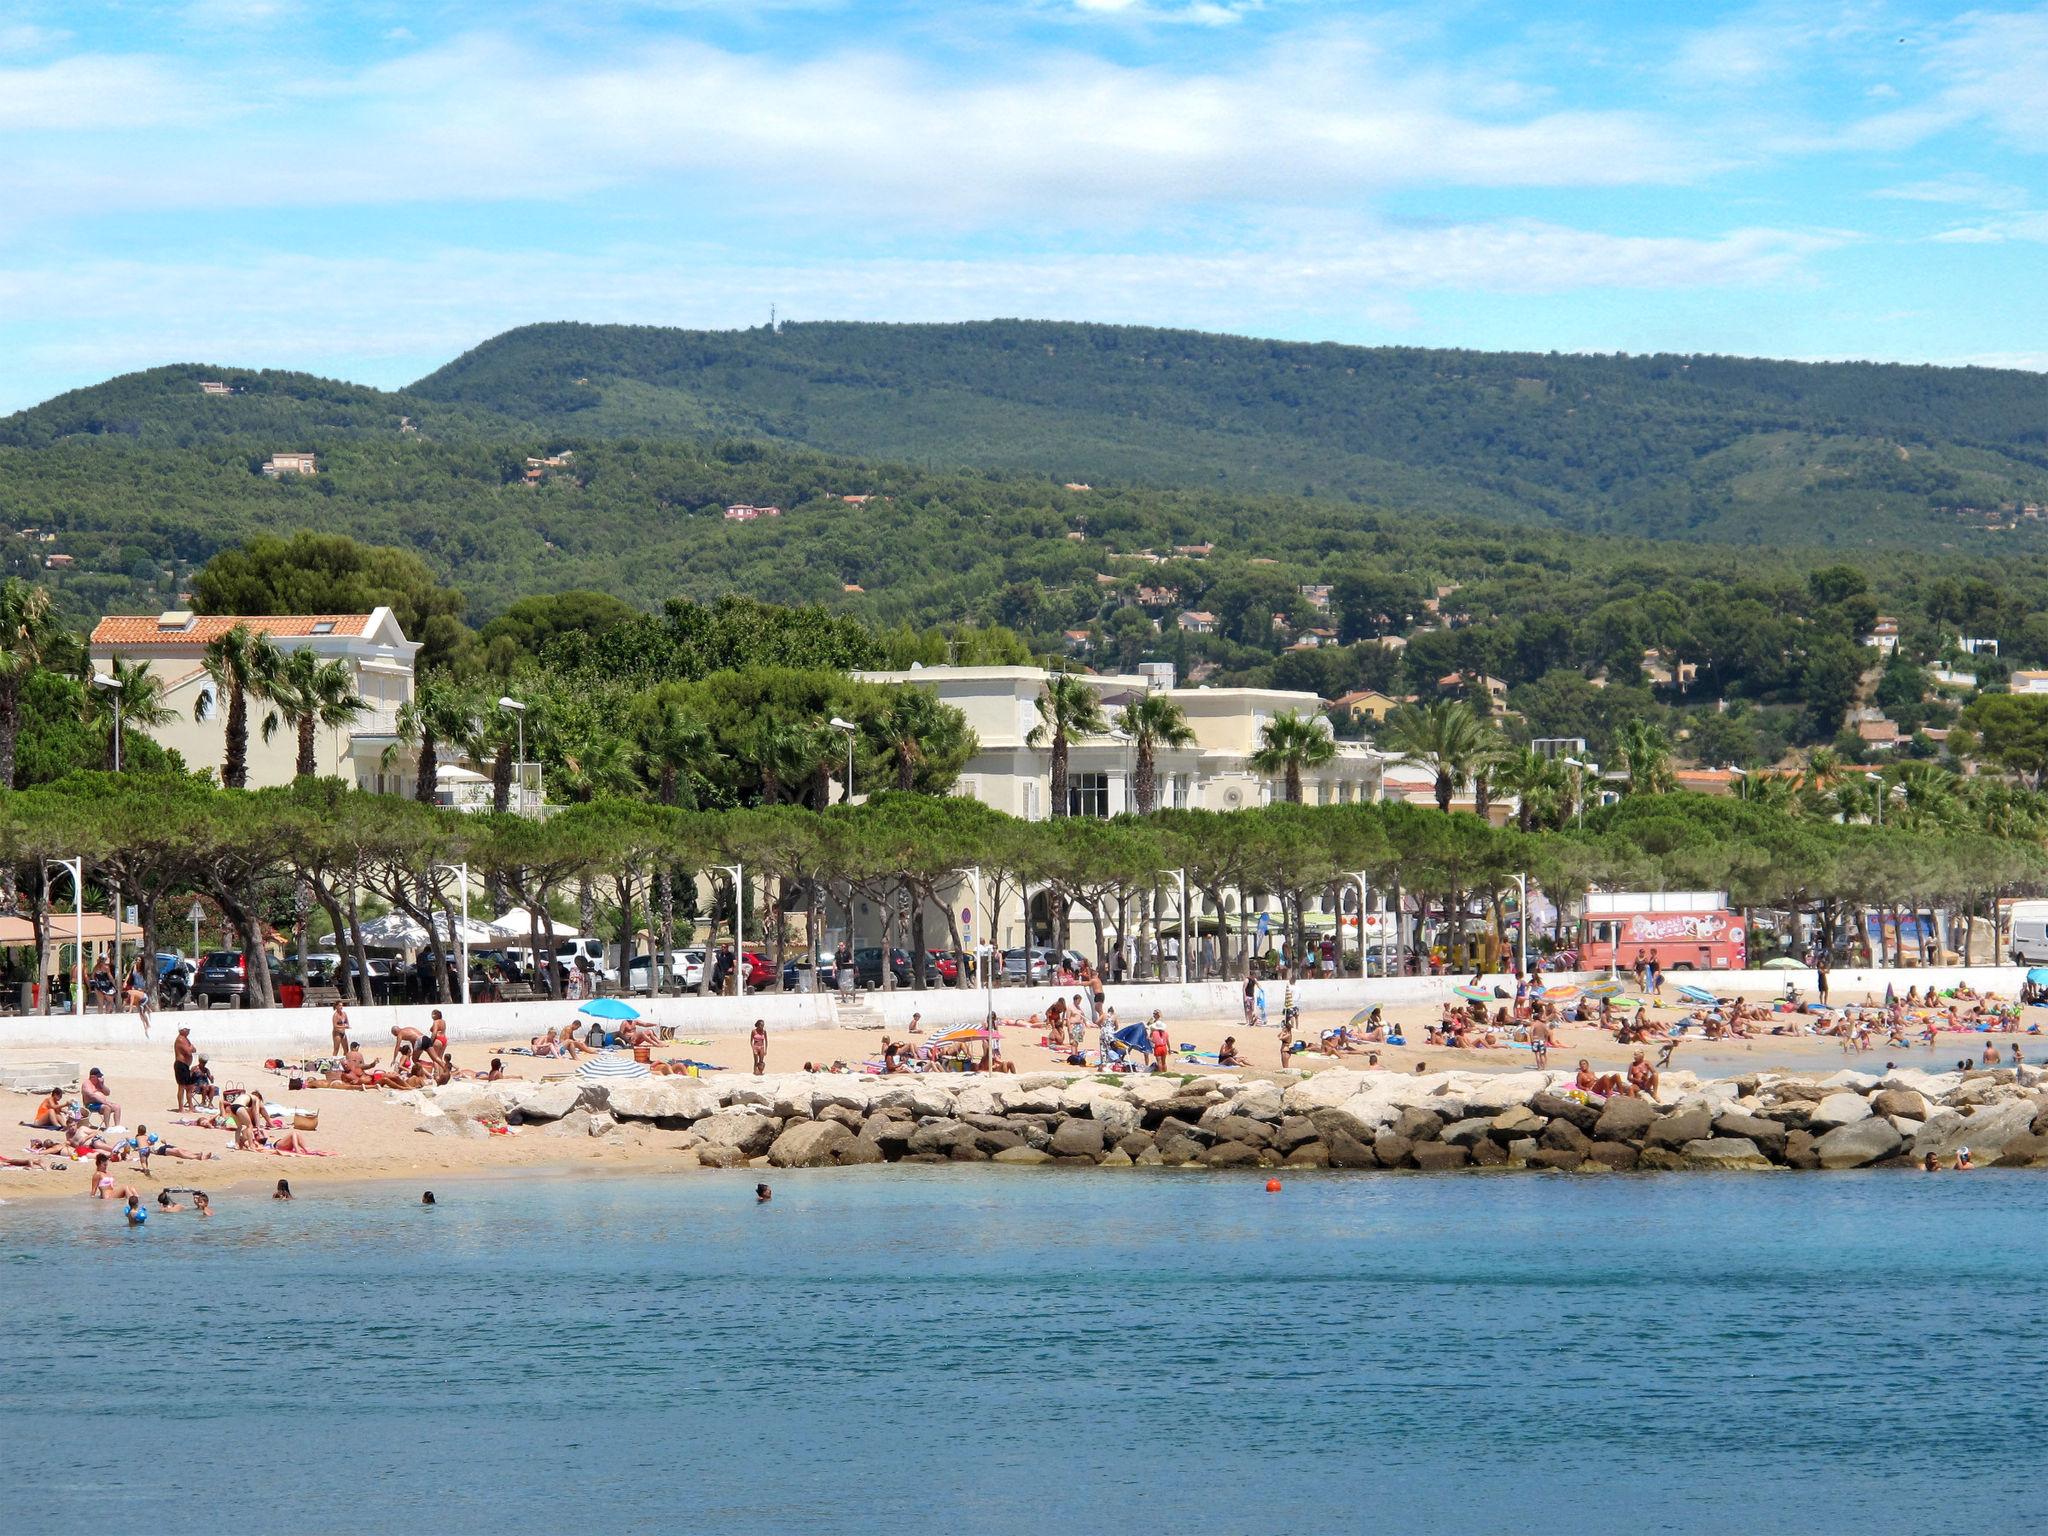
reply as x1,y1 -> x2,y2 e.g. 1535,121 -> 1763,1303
723,504 -> 782,521
198,380 -> 233,396
1865,616 -> 1900,653
261,452 -> 318,477
1177,611 -> 1217,635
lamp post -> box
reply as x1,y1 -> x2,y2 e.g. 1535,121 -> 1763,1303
1865,770 -> 1884,827
1512,872 -> 1529,979
433,861 -> 472,1006
92,673 -> 122,771
1562,756 -> 1589,826
828,717 -> 857,803
46,858 -> 83,1015
722,863 -> 745,995
1351,871 -> 1372,979
1158,867 -> 1189,984
190,900 -> 203,968
497,696 -> 528,812
956,865 -> 993,1012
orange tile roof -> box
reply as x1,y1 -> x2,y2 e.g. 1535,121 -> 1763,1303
89,613 -> 375,647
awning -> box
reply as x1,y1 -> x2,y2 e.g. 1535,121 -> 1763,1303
0,913 -> 133,948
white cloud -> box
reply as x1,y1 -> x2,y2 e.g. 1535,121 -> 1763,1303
1846,5 -> 2048,150
1929,211 -> 2048,244
0,27 -> 1710,228
0,22 -> 70,54
1873,173 -> 2029,209
0,53 -> 206,131
1064,0 -> 1257,24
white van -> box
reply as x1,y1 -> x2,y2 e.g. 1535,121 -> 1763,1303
2007,900 -> 2048,963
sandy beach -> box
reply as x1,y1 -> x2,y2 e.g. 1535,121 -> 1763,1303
5,983 -> 2007,1206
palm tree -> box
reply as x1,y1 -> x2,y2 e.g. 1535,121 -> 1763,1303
1493,745 -> 1564,832
196,624 -> 284,789
632,685 -> 717,809
875,688 -> 973,794
1122,692 -> 1194,814
1381,698 -> 1490,813
1615,718 -> 1676,796
1028,673 -> 1109,817
387,675 -> 477,805
0,579 -> 54,790
84,654 -> 179,769
261,648 -> 366,778
751,716 -> 833,807
1249,709 -> 1336,804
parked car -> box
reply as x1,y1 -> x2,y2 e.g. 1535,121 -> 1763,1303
853,946 -> 945,988
191,950 -> 254,1008
624,950 -> 705,991
924,949 -> 962,985
1002,947 -> 1056,984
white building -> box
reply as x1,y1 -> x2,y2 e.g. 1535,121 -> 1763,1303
852,665 -> 1382,819
89,608 -> 421,790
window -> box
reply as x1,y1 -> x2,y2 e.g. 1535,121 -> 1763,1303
310,620 -> 336,635
1316,781 -> 1330,805
1172,773 -> 1190,809
1067,772 -> 1111,818
1023,781 -> 1040,821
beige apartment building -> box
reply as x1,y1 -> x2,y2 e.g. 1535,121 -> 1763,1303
88,608 -> 421,791
852,664 -> 1383,820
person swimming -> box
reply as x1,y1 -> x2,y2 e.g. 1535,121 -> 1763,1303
755,1183 -> 772,1204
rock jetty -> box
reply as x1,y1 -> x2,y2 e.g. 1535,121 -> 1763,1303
411,1065 -> 2048,1171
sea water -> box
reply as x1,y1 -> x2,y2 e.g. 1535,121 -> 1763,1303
5,1169 -> 2046,1535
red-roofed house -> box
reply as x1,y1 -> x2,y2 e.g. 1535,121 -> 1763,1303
88,608 -> 432,795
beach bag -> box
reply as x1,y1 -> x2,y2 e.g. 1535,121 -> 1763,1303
293,1111 -> 319,1131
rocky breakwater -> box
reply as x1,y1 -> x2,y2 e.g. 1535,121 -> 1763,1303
408,1063 -> 2048,1171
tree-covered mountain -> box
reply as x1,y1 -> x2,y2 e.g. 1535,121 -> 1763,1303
8,321 -> 2047,552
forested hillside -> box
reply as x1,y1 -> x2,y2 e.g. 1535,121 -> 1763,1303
7,319 -> 2048,766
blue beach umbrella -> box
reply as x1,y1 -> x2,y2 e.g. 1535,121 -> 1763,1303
578,997 -> 641,1021
2028,969 -> 2048,987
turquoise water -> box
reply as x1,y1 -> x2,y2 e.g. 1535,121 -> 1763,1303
6,1169 -> 2046,1534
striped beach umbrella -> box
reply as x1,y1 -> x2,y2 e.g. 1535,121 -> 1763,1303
576,1051 -> 651,1082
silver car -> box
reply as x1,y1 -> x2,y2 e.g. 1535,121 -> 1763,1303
1001,947 -> 1055,984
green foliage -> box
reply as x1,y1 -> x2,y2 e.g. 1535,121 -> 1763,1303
194,532 -> 471,670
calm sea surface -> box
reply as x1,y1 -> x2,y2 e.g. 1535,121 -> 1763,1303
6,1168 -> 2046,1534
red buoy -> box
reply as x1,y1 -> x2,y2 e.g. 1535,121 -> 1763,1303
1265,1178 -> 1282,1193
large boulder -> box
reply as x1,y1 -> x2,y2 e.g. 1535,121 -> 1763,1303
1540,1119 -> 1593,1156
1711,1110 -> 1788,1157
1393,1106 -> 1444,1142
998,1081 -> 1067,1115
603,1078 -> 722,1125
1682,1137 -> 1774,1171
1911,1099 -> 2041,1163
1272,1115 -> 1321,1153
1993,1132 -> 2048,1168
1782,1129 -> 1821,1170
1440,1117 -> 1497,1148
694,1109 -> 778,1158
1208,1114 -> 1275,1149
1371,1131 -> 1414,1168
1461,1072 -> 1560,1115
767,1120 -> 853,1168
1280,1071 -> 1370,1112
1593,1097 -> 1656,1142
1093,1096 -> 1146,1143
1645,1104 -> 1713,1149
1584,1140 -> 1639,1171
1806,1092 -> 1873,1132
908,1120 -> 979,1157
1488,1104 -> 1546,1142
1410,1143 -> 1470,1172
1202,1141 -> 1263,1169
835,1137 -> 885,1166
1870,1088 -> 1930,1122
1049,1119 -> 1108,1160
502,1079 -> 585,1123
991,1145 -> 1053,1165
1231,1086 -> 1287,1122
1814,1117 -> 1902,1169
1530,1090 -> 1600,1133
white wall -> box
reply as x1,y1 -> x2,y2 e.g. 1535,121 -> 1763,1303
3,966 -> 2025,1052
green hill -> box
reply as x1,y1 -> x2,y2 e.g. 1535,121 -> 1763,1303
408,320 -> 2048,546
9,321 -> 2047,552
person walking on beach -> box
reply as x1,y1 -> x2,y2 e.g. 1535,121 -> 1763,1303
1241,974 -> 1256,1028
172,1026 -> 196,1112
1528,1018 -> 1551,1070
330,998 -> 351,1057
1279,1014 -> 1294,1070
1149,1012 -> 1169,1074
750,1018 -> 768,1075
1816,960 -> 1830,1006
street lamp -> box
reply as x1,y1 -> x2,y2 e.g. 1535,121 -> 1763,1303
92,674 -> 122,771
1158,868 -> 1189,984
722,863 -> 745,995
432,861 -> 472,1006
1864,771 -> 1885,827
828,717 -> 857,803
497,696 -> 528,811
1512,872 -> 1529,979
1562,757 -> 1589,826
46,857 -> 83,1015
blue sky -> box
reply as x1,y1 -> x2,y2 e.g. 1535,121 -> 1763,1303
1,0 -> 2044,409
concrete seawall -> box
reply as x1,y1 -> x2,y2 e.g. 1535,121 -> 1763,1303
0,965 -> 2018,1053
